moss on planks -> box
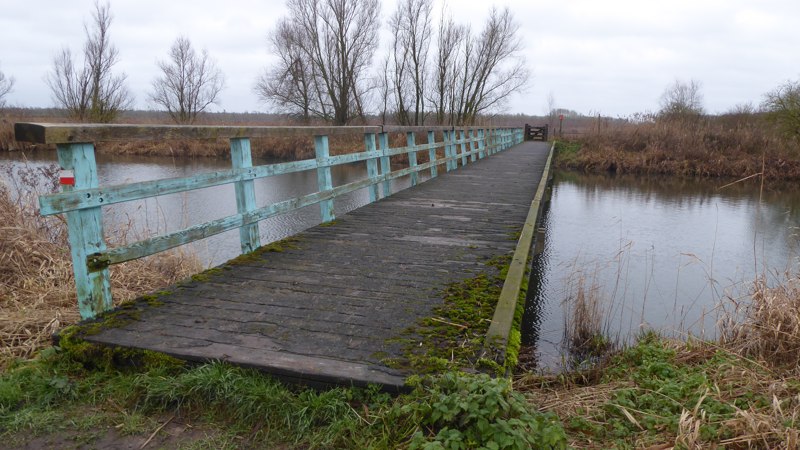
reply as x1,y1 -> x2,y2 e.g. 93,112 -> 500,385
380,253 -> 513,375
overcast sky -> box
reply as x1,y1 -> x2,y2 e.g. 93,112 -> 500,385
1,0 -> 798,118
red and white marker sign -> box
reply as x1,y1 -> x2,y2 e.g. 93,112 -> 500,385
59,169 -> 75,186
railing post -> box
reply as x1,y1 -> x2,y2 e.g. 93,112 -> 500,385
468,129 -> 477,162
57,143 -> 112,319
459,129 -> 468,166
427,130 -> 438,178
478,129 -> 486,159
230,138 -> 261,254
444,130 -> 454,172
406,131 -> 418,187
314,135 -> 335,223
379,132 -> 391,197
364,132 -> 379,202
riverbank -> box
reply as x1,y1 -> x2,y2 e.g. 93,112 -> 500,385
555,114 -> 800,180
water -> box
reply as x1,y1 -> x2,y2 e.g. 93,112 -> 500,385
0,151 -> 417,267
524,171 -> 800,369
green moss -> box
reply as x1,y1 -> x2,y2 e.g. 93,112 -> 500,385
55,325 -> 184,373
318,220 -> 338,227
225,237 -> 301,265
382,253 -> 514,374
190,267 -> 225,283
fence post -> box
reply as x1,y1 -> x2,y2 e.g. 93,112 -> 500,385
406,131 -> 418,187
230,138 -> 261,254
314,135 -> 335,223
468,129 -> 477,162
478,129 -> 486,159
379,132 -> 391,197
364,133 -> 379,202
459,129 -> 468,166
444,130 -> 455,172
427,130 -> 438,178
57,143 -> 112,319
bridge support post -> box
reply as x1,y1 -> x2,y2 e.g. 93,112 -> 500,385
57,143 -> 112,319
314,135 -> 335,223
406,132 -> 418,187
231,138 -> 261,254
364,133 -> 379,202
427,130 -> 438,178
378,132 -> 391,197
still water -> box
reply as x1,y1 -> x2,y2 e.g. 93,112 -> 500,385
524,171 -> 800,369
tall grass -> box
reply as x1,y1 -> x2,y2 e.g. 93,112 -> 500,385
0,163 -> 200,367
559,114 -> 800,180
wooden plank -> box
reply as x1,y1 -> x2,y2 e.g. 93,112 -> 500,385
14,122 -> 384,144
57,143 -> 112,319
14,122 -> 519,146
478,129 -> 486,159
39,159 -> 318,216
230,138 -> 261,253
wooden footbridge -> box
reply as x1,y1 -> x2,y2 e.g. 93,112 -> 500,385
15,123 -> 553,390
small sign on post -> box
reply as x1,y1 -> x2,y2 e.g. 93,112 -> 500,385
59,169 -> 75,186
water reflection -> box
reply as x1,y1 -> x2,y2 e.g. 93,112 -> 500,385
524,171 -> 800,370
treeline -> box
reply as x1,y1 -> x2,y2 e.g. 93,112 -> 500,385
0,0 -> 528,128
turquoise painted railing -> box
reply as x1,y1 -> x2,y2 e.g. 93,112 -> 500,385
14,123 -> 525,319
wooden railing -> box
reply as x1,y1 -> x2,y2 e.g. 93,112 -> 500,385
14,123 -> 525,319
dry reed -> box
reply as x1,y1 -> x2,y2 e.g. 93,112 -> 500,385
720,275 -> 800,371
559,114 -> 800,180
0,163 -> 200,367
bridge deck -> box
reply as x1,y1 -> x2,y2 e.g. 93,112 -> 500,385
80,141 -> 551,389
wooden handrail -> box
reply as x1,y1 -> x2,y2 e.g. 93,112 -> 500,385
15,123 -> 525,318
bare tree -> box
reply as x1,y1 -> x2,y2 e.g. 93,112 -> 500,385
546,91 -> 557,128
0,64 -> 14,108
763,80 -> 800,137
389,0 -> 433,125
376,56 -> 391,124
429,7 -> 528,125
455,8 -> 530,124
430,12 -> 466,125
257,0 -> 381,125
150,37 -> 225,124
256,18 -> 318,123
46,2 -> 132,122
658,79 -> 704,120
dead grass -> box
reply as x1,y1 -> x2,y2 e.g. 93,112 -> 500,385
720,275 -> 800,371
0,164 -> 200,367
559,114 -> 800,180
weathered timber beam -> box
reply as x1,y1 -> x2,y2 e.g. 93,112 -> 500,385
14,122 -> 520,144
14,123 -> 384,144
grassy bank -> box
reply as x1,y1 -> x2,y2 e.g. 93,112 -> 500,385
3,275 -> 799,448
556,113 -> 800,180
